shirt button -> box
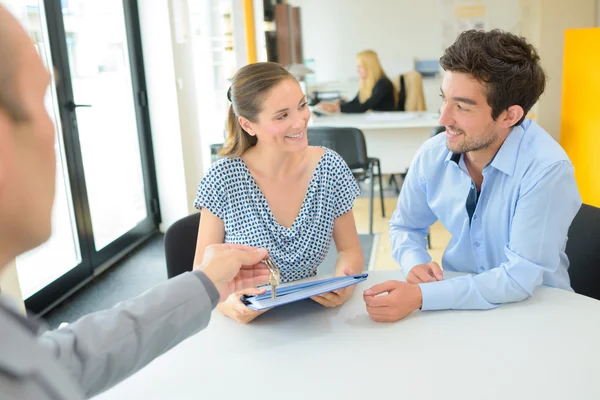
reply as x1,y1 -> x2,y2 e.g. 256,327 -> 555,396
473,215 -> 477,219
474,242 -> 481,247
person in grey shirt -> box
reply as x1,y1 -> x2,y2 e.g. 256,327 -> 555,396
0,5 -> 271,399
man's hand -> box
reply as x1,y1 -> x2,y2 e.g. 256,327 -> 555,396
311,268 -> 356,308
406,261 -> 443,284
363,280 -> 423,323
195,244 -> 270,301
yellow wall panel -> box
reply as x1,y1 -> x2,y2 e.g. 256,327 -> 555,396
560,28 -> 600,208
243,0 -> 257,64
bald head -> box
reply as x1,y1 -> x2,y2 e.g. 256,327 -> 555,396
0,5 -> 31,122
0,7 -> 57,269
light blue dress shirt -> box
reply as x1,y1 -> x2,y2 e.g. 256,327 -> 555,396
390,119 -> 582,311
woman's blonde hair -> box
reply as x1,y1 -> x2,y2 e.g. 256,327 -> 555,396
220,62 -> 293,158
356,50 -> 398,107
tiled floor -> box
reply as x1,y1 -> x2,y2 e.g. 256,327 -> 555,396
352,196 -> 451,271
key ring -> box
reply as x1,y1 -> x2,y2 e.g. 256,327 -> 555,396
263,257 -> 280,283
263,257 -> 280,299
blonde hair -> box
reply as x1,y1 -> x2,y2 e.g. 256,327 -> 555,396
220,62 -> 293,158
356,50 -> 398,107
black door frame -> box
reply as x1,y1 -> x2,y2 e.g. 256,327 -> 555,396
26,0 -> 160,316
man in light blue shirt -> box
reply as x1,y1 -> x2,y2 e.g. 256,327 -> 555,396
363,29 -> 582,322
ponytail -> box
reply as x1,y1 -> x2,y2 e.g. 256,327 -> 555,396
219,104 -> 257,158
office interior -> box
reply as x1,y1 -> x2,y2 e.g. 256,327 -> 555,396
0,0 -> 598,324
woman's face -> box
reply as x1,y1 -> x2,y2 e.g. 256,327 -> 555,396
240,78 -> 311,152
357,62 -> 367,79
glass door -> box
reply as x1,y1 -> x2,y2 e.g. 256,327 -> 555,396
5,0 -> 85,305
5,0 -> 160,315
56,0 -> 157,258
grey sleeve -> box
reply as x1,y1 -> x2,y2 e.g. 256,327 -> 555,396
193,270 -> 220,307
37,271 -> 218,398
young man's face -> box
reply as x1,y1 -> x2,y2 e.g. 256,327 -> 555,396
0,9 -> 56,257
439,71 -> 503,154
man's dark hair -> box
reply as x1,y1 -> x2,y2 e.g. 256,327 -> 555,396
0,7 -> 29,122
439,29 -> 546,126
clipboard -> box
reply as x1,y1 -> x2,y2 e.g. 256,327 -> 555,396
240,273 -> 368,311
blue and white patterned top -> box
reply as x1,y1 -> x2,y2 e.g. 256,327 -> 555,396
194,148 -> 360,283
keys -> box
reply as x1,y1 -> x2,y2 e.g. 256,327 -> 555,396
263,257 -> 280,299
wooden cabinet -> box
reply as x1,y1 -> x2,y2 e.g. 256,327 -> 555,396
268,3 -> 303,65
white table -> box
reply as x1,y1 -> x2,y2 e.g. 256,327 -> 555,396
95,271 -> 600,400
309,111 -> 441,174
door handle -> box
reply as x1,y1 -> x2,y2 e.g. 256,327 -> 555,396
65,100 -> 92,112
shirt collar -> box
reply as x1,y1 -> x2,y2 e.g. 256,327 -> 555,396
444,150 -> 457,164
444,119 -> 528,177
489,120 -> 527,176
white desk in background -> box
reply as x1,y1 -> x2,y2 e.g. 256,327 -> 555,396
94,271 -> 600,400
309,111 -> 441,174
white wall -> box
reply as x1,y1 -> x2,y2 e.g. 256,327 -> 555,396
138,0 -> 204,231
597,0 -> 600,26
295,0 -> 441,83
167,0 -> 207,216
254,0 -> 268,61
139,0 -> 259,231
294,0 -> 520,112
232,0 -> 249,67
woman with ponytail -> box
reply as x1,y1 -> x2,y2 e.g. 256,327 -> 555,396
192,62 -> 364,324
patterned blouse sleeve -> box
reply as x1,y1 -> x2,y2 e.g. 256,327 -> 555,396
193,161 -> 227,220
331,151 -> 361,219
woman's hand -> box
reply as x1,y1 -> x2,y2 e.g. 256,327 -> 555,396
312,211 -> 363,308
311,268 -> 356,307
311,285 -> 355,307
217,287 -> 269,324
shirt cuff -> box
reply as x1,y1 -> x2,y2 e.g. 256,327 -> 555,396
192,271 -> 220,309
400,250 -> 432,274
418,279 -> 455,311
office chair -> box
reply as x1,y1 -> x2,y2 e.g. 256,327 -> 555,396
396,74 -> 407,111
565,204 -> 600,300
307,126 -> 384,234
164,213 -> 201,279
402,70 -> 427,112
392,71 -> 427,112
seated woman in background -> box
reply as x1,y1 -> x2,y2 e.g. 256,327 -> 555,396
320,49 -> 397,113
193,62 -> 364,324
